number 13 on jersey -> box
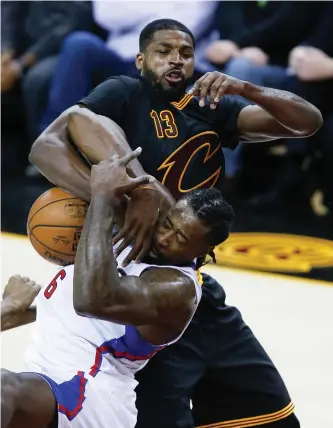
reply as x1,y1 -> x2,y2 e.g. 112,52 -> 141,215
150,110 -> 178,139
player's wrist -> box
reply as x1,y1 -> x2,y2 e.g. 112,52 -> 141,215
90,189 -> 122,209
131,185 -> 158,194
240,80 -> 262,99
1,298 -> 23,315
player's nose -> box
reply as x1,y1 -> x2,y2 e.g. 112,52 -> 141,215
169,52 -> 183,66
157,230 -> 174,248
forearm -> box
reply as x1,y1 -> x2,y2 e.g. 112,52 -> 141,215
30,106 -> 174,208
68,109 -> 146,177
29,106 -> 91,201
242,82 -> 323,136
242,83 -> 322,136
1,301 -> 36,332
73,195 -> 120,314
68,109 -> 175,206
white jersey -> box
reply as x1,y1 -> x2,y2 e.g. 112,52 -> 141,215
24,246 -> 201,428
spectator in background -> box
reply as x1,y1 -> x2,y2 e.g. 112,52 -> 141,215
206,1 -> 323,83
1,1 -> 93,145
39,0 -> 218,133
204,1 -> 330,199
291,47 -> 333,215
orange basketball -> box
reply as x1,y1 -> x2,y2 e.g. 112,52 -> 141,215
27,188 -> 88,266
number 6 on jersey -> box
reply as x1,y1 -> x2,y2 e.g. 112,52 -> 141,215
44,269 -> 66,299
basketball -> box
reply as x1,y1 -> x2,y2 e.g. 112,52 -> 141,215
27,187 -> 88,266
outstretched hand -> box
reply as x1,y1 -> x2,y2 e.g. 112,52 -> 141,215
90,148 -> 155,205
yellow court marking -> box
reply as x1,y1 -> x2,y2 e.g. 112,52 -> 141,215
216,233 -> 333,274
210,265 -> 333,287
2,232 -> 332,286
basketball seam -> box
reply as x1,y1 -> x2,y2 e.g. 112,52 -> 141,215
30,224 -> 83,233
28,197 -> 84,227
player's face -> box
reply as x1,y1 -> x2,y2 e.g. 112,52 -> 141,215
136,30 -> 195,99
149,200 -> 213,266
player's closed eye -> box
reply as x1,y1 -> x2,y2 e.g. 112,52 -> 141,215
162,218 -> 172,230
176,234 -> 187,246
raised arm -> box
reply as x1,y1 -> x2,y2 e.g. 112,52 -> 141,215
67,108 -> 174,206
73,151 -> 195,344
29,105 -> 92,201
29,104 -> 142,202
30,76 -> 174,205
236,84 -> 323,141
189,71 -> 323,142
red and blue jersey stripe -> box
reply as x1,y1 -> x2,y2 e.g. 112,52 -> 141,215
90,325 -> 164,377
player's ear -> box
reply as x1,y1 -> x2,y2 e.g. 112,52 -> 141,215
136,52 -> 144,71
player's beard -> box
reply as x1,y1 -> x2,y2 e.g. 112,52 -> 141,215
142,65 -> 188,101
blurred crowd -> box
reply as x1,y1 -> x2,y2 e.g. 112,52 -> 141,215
1,0 -> 333,215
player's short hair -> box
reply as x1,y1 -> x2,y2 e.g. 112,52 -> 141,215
182,188 -> 234,246
139,19 -> 196,52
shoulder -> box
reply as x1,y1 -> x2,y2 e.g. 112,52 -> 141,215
80,75 -> 142,102
139,267 -> 197,325
77,75 -> 145,117
141,266 -> 194,283
140,267 -> 196,301
117,75 -> 145,92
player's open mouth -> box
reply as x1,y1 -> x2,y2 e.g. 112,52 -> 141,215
164,70 -> 183,84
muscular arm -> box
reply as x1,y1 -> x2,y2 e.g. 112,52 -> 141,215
1,301 -> 36,332
238,83 -> 323,142
29,106 -> 174,205
73,194 -> 195,343
29,105 -> 92,201
68,108 -> 175,205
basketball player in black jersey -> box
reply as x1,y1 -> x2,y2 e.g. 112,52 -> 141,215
30,19 -> 322,428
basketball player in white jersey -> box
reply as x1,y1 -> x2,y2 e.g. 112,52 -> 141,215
1,149 -> 234,428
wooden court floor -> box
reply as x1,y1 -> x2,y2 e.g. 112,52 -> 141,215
1,233 -> 332,428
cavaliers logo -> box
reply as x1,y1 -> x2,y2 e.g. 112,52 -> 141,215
157,131 -> 221,198
215,233 -> 333,273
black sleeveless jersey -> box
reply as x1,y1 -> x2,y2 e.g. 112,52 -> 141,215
80,75 -> 247,199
